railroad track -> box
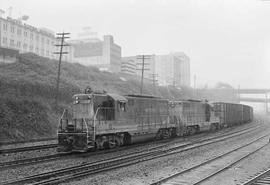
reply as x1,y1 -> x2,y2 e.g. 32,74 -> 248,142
0,138 -> 57,146
151,135 -> 269,185
0,124 -> 260,170
241,168 -> 270,185
0,153 -> 62,169
0,144 -> 58,155
2,124 -> 264,185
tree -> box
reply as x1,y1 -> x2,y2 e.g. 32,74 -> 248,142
215,82 -> 234,89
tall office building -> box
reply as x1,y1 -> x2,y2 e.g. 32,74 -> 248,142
121,55 -> 155,78
121,57 -> 137,75
122,52 -> 190,87
155,52 -> 190,87
68,35 -> 122,73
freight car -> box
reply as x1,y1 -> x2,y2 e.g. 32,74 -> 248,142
213,102 -> 253,127
57,91 -> 253,153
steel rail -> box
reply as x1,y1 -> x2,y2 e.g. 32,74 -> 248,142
193,141 -> 269,185
0,124 -> 259,170
0,144 -> 58,154
0,138 -> 56,146
151,135 -> 269,185
241,168 -> 270,185
2,124 -> 263,185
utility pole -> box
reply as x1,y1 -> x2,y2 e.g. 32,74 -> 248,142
54,32 -> 70,107
237,84 -> 240,103
150,73 -> 158,95
136,55 -> 151,94
172,78 -> 177,88
265,93 -> 269,114
150,73 -> 158,86
193,75 -> 196,97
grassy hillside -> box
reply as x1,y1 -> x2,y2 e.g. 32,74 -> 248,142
0,53 -> 191,142
0,53 -> 237,142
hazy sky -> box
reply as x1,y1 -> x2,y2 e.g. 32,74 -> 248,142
1,0 -> 270,88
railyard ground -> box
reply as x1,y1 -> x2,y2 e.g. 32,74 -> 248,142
64,115 -> 270,185
1,115 -> 269,185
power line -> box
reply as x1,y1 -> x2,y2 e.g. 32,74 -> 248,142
136,55 -> 151,94
54,32 -> 70,107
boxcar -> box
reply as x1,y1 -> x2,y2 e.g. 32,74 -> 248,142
213,102 -> 253,127
243,104 -> 253,123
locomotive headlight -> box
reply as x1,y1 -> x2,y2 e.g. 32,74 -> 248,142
75,100 -> 79,104
75,97 -> 79,100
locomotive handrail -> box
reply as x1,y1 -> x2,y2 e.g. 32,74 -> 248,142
58,109 -> 69,133
93,107 -> 100,139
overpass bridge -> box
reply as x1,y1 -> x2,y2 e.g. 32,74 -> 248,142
198,88 -> 270,113
239,97 -> 270,103
237,89 -> 270,114
238,89 -> 270,94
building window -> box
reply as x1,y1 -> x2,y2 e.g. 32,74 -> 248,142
11,26 -> 15,33
35,47 -> 39,54
36,35 -> 39,41
17,29 -> 22,35
24,31 -> 28,37
3,23 -> 7,31
29,45 -> 33,51
17,41 -> 21,48
3,37 -> 7,44
23,43 -> 28,50
41,48 -> 44,55
30,33 -> 33,40
10,39 -> 15,47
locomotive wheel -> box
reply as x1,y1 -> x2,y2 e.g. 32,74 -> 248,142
108,140 -> 118,149
189,127 -> 196,135
155,130 -> 163,140
108,135 -> 120,149
186,127 -> 192,136
210,124 -> 217,132
163,129 -> 171,139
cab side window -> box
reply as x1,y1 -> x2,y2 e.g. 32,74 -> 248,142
118,102 -> 126,112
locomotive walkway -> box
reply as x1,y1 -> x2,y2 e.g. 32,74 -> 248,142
2,124 -> 264,185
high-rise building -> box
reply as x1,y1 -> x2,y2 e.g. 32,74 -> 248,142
121,57 -> 137,75
155,52 -> 190,87
0,17 -> 57,59
68,35 -> 122,72
121,55 -> 155,78
122,52 -> 190,87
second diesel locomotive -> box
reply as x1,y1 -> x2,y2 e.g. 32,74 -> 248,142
57,91 -> 253,153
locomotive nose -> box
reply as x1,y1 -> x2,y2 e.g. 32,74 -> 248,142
66,136 -> 75,145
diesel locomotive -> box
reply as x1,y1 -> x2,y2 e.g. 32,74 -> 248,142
57,91 -> 253,153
